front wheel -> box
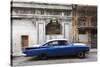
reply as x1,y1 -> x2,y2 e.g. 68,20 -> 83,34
77,52 -> 86,58
38,53 -> 47,60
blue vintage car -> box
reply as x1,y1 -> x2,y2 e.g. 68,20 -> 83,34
23,39 -> 90,59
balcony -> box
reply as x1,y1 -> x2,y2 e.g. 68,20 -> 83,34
78,22 -> 97,30
77,16 -> 97,30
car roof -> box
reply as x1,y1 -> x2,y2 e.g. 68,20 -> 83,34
46,39 -> 67,43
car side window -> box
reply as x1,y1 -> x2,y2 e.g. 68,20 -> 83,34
42,40 -> 68,46
48,41 -> 58,46
58,40 -> 68,46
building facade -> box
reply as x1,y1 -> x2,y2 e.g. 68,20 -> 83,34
72,5 -> 97,48
11,1 -> 97,56
11,1 -> 72,56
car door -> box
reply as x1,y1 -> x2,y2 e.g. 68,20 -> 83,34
59,44 -> 79,56
51,41 -> 74,56
51,40 -> 71,56
43,41 -> 60,56
44,40 -> 71,56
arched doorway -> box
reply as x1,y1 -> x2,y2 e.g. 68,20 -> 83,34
45,18 -> 62,40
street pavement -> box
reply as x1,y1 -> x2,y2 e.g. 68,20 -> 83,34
12,52 -> 97,66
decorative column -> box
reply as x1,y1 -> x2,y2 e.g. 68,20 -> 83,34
87,17 -> 92,47
72,4 -> 79,42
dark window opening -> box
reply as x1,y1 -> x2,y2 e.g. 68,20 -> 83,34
46,19 -> 62,35
79,29 -> 86,34
91,17 -> 97,26
78,16 -> 86,26
58,41 -> 68,45
64,10 -> 71,16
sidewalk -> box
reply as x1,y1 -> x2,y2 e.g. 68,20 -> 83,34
90,49 -> 97,53
12,56 -> 33,66
12,50 -> 97,66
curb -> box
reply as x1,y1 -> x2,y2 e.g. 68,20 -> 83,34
90,49 -> 97,53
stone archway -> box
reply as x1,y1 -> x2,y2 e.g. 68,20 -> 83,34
45,18 -> 62,40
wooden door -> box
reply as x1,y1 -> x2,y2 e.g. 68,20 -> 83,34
21,35 -> 28,48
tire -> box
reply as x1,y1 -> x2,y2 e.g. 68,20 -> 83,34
38,53 -> 47,60
77,52 -> 86,58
